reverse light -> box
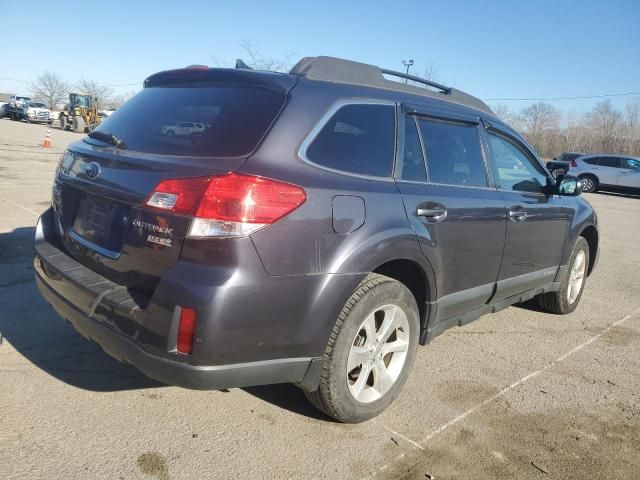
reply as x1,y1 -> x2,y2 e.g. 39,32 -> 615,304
177,307 -> 197,355
146,177 -> 210,214
145,173 -> 307,238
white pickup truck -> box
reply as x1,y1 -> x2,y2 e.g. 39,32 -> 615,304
20,101 -> 54,124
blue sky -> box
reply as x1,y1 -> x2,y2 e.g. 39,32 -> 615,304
2,0 -> 638,113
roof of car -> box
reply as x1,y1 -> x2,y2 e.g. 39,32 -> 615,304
578,153 -> 640,161
289,56 -> 493,115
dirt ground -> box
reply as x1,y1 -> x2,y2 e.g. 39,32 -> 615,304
0,118 -> 639,479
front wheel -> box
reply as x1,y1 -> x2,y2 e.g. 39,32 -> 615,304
580,174 -> 598,193
537,237 -> 589,314
304,274 -> 419,423
73,116 -> 86,133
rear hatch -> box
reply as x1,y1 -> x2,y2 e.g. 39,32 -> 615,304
52,68 -> 295,294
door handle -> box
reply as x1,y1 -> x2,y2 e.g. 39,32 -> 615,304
417,207 -> 447,223
508,207 -> 527,222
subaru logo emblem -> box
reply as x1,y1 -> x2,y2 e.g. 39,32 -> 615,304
85,162 -> 101,180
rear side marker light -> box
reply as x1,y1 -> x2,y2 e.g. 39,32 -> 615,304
145,173 -> 306,238
177,307 -> 197,355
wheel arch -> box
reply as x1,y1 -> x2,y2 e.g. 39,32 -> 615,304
372,257 -> 435,345
580,225 -> 598,276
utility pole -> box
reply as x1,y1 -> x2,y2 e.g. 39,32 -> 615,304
402,59 -> 414,82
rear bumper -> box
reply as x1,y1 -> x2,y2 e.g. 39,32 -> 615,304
33,207 -> 356,390
35,273 -> 312,390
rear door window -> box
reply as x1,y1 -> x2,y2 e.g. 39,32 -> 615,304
583,157 -> 598,165
599,157 -> 620,168
90,86 -> 286,157
305,103 -> 395,178
418,118 -> 487,187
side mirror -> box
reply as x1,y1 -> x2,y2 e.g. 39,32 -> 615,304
558,175 -> 582,196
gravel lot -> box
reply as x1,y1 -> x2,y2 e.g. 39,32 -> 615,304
1,118 -> 639,480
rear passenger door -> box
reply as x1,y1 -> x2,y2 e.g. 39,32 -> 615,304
596,156 -> 621,185
395,108 -> 507,322
483,125 -> 570,300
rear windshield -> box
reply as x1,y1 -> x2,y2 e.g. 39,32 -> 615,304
90,85 -> 285,157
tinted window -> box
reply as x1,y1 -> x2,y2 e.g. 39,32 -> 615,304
583,157 -> 598,165
487,131 -> 549,193
623,158 -> 640,170
559,153 -> 582,162
306,104 -> 395,177
599,157 -> 620,168
91,86 -> 285,157
398,116 -> 426,181
418,119 -> 486,187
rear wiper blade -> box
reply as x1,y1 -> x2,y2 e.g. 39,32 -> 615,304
88,130 -> 125,148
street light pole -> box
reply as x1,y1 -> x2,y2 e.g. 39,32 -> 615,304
402,59 -> 414,83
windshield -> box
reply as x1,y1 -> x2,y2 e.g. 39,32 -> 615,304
91,85 -> 285,157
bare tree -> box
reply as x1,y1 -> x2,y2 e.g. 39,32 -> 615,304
105,90 -> 137,109
501,99 -> 640,158
74,78 -> 114,110
624,100 -> 640,154
422,65 -> 439,82
492,103 -> 524,130
587,100 -> 622,152
29,71 -> 68,110
518,102 -> 561,157
239,40 -> 294,72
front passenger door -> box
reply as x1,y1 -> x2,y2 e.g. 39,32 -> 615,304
484,127 -> 571,300
617,157 -> 640,188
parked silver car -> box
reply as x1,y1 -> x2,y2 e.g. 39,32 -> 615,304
569,154 -> 640,193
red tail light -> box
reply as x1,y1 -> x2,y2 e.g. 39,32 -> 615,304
570,159 -> 577,167
177,307 -> 197,354
145,173 -> 306,237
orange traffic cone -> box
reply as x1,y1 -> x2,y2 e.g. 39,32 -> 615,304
42,129 -> 52,148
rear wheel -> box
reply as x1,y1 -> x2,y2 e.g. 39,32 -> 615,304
59,115 -> 67,131
580,174 -> 598,193
165,130 -> 175,137
73,116 -> 86,133
537,237 -> 589,314
304,274 -> 419,423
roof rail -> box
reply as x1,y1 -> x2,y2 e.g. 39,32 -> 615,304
290,56 -> 493,115
379,68 -> 451,94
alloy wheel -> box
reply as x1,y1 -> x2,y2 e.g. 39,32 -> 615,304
567,250 -> 586,304
346,304 -> 410,403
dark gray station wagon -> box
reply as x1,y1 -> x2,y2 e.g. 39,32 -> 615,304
34,56 -> 599,422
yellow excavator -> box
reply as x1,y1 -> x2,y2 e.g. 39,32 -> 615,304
59,92 -> 100,133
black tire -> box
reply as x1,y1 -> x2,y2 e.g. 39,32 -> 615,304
73,116 -> 85,133
304,273 -> 419,423
537,237 -> 589,314
60,115 -> 67,131
165,130 -> 175,137
579,174 -> 598,193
